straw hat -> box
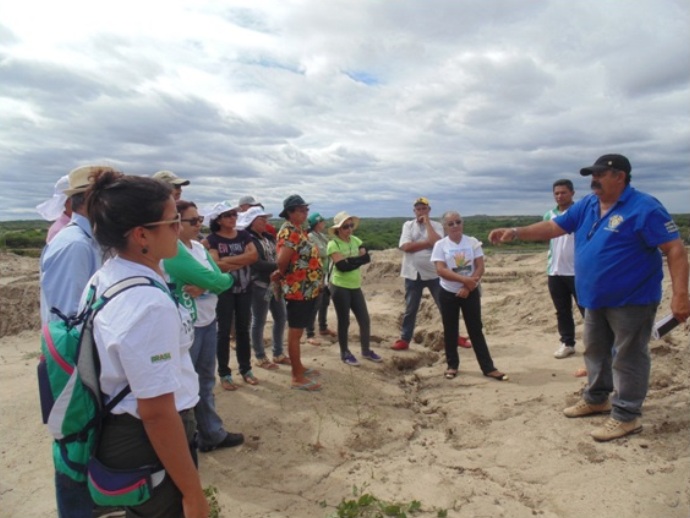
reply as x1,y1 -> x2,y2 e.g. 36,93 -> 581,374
64,165 -> 116,196
328,211 -> 360,235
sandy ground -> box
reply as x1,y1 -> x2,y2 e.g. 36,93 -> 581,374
0,248 -> 688,518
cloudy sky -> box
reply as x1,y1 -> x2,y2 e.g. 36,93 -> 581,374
1,0 -> 688,221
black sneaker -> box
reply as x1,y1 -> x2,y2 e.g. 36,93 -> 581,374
199,432 -> 245,452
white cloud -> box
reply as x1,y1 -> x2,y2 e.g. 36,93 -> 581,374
1,0 -> 688,222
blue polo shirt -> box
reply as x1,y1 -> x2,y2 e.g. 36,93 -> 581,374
553,186 -> 679,309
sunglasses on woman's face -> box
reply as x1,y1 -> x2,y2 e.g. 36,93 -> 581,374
143,213 -> 182,230
221,212 -> 238,218
446,220 -> 463,228
340,223 -> 354,230
181,216 -> 204,225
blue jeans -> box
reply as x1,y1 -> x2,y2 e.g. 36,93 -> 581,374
55,471 -> 92,518
190,321 -> 227,450
401,277 -> 441,342
582,304 -> 656,422
306,286 -> 332,338
250,284 -> 286,359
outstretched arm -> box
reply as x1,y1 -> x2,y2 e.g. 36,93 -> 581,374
488,220 -> 565,244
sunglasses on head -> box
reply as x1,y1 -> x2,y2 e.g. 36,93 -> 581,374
446,220 -> 463,227
181,216 -> 204,225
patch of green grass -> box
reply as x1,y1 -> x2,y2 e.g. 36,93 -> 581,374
204,485 -> 222,518
326,484 -> 446,518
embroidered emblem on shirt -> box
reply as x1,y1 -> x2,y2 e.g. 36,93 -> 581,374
607,215 -> 624,231
664,221 -> 679,233
150,352 -> 172,363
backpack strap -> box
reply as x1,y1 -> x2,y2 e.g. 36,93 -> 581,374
78,276 -> 171,411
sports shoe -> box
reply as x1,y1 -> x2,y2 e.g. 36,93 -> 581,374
563,398 -> 612,418
342,351 -> 360,366
199,431 -> 245,452
554,343 -> 575,359
591,418 -> 642,442
458,336 -> 472,348
362,350 -> 383,363
391,339 -> 409,351
220,374 -> 238,391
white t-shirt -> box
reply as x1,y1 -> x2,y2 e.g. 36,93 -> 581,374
430,235 -> 484,293
544,207 -> 575,276
88,256 -> 199,417
188,241 -> 219,327
399,219 -> 444,280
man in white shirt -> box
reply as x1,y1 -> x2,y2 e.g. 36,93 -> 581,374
392,197 -> 470,350
544,179 -> 585,358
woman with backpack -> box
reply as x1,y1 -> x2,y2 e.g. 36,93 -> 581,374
85,171 -> 209,518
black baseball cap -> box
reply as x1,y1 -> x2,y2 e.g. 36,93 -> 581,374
580,154 -> 631,176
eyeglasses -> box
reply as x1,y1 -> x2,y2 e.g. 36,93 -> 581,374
143,213 -> 182,229
340,223 -> 354,230
221,212 -> 238,218
446,220 -> 463,227
181,216 -> 204,225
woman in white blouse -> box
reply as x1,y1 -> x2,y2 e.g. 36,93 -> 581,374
431,211 -> 507,382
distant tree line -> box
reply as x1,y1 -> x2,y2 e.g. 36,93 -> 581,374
2,214 -> 689,256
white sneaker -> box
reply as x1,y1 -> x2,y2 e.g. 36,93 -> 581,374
554,344 -> 575,359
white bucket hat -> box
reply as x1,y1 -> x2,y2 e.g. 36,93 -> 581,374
200,201 -> 239,228
36,175 -> 70,221
237,206 -> 273,230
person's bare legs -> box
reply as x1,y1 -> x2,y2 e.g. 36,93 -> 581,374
288,327 -> 308,384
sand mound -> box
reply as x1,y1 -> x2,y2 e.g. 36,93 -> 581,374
1,248 -> 688,517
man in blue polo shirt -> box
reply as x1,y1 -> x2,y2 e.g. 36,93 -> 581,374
488,154 -> 689,442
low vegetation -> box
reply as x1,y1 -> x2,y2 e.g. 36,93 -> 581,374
2,214 -> 688,256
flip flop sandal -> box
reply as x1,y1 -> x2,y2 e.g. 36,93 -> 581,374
242,371 -> 260,385
304,368 -> 321,378
444,369 -> 458,379
291,379 -> 322,392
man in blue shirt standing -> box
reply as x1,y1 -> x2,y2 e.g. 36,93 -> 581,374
489,154 -> 689,442
40,165 -> 115,517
